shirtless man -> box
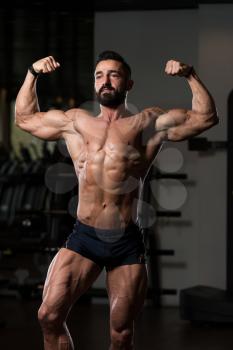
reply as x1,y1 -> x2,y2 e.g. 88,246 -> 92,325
15,51 -> 218,350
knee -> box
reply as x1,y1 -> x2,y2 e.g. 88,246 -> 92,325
111,328 -> 133,349
38,303 -> 61,331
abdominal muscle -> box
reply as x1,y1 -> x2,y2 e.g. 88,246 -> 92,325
74,147 -> 142,229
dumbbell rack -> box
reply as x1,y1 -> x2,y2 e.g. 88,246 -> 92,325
141,165 -> 188,306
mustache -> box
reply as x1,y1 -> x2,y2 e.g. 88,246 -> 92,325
99,85 -> 115,93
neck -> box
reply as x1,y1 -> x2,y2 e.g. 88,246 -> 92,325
99,103 -> 131,121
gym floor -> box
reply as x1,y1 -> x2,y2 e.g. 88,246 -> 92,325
0,297 -> 233,350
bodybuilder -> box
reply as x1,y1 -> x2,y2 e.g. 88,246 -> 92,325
15,51 -> 218,350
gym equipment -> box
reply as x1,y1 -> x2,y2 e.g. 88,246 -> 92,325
188,136 -> 227,151
0,141 -> 75,299
180,285 -> 233,323
180,94 -> 233,323
141,164 -> 188,305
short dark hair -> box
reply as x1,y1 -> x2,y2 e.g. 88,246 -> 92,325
95,50 -> 131,79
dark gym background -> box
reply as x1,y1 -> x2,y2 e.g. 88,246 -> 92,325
0,1 -> 233,349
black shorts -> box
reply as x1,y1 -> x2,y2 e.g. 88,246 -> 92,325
63,219 -> 146,271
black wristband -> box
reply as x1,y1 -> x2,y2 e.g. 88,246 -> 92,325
184,66 -> 194,78
28,65 -> 40,77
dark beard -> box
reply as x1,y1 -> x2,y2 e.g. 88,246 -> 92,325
96,88 -> 126,108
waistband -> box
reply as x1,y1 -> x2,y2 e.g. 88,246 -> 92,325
75,219 -> 140,236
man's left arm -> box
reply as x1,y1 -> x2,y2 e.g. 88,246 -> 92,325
155,60 -> 219,141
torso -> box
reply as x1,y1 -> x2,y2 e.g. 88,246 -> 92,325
63,108 -> 165,229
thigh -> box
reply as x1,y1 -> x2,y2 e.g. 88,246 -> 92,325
42,247 -> 102,316
106,264 -> 148,329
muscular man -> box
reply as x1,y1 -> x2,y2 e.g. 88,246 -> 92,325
15,51 -> 218,350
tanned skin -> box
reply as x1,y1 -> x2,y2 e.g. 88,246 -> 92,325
15,55 -> 218,350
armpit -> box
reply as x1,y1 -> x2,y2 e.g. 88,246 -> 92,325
139,106 -> 166,130
143,106 -> 166,118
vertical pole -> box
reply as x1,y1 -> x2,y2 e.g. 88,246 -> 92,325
227,90 -> 233,294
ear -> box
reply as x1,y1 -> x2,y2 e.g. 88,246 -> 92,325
126,79 -> 134,91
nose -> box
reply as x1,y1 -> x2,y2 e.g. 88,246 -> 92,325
103,74 -> 111,85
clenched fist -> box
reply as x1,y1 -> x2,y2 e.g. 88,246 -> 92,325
32,56 -> 60,74
165,60 -> 193,77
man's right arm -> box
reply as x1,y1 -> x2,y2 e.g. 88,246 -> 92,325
15,56 -> 75,140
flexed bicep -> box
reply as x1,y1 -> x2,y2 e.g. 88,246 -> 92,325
15,109 -> 73,141
156,59 -> 218,141
14,55 -> 68,140
156,108 -> 218,142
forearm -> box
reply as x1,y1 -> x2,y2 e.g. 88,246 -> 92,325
15,70 -> 40,123
186,69 -> 217,117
